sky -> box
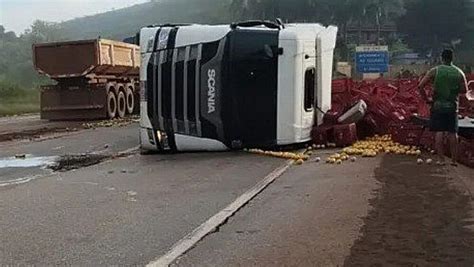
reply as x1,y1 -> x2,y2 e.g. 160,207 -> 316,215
0,0 -> 148,34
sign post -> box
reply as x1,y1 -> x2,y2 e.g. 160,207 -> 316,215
355,45 -> 389,74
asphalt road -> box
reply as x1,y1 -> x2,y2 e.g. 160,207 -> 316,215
0,114 -> 83,142
0,120 -> 138,184
175,155 -> 381,266
0,115 -> 473,265
176,156 -> 474,266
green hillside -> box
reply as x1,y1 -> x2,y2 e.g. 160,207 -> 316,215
60,0 -> 232,40
1,0 -> 473,116
1,0 -> 233,116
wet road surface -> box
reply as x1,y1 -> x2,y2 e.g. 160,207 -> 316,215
345,156 -> 474,266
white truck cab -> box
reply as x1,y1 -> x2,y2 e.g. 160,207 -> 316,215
139,21 -> 337,152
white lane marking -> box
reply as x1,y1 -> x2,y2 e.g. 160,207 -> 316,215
147,159 -> 295,267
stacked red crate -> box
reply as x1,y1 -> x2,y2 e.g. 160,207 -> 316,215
389,123 -> 425,146
333,123 -> 358,147
325,78 -> 474,167
311,126 -> 332,145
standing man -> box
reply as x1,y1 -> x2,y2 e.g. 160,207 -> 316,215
418,49 -> 469,166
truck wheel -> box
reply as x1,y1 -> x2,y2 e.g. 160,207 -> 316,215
117,91 -> 127,118
107,91 -> 117,119
125,87 -> 135,114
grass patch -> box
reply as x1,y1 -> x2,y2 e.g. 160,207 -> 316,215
0,102 -> 39,116
0,80 -> 40,116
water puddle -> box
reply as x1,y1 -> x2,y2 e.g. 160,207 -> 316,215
0,155 -> 58,169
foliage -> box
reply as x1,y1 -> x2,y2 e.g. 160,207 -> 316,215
1,0 -> 474,115
389,39 -> 411,54
0,80 -> 39,116
0,21 -> 59,115
397,0 -> 474,55
59,0 -> 233,40
230,0 -> 405,26
0,21 -> 59,89
1,0 -> 234,115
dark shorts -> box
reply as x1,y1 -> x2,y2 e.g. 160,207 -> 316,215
430,112 -> 458,133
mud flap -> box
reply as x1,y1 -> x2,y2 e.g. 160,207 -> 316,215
40,85 -> 108,120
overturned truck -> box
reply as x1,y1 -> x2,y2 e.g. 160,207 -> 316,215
139,21 -> 338,152
33,39 -> 140,120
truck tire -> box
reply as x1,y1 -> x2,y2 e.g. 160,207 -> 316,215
107,91 -> 117,119
125,86 -> 135,114
117,91 -> 127,118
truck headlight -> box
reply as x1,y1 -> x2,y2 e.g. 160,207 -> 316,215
156,130 -> 170,150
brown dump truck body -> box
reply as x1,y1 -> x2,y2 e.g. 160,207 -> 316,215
34,39 -> 140,78
33,39 -> 140,120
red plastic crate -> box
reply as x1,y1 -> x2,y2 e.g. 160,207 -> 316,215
389,123 -> 425,146
357,115 -> 378,138
458,137 -> 474,168
332,78 -> 352,94
333,123 -> 358,147
312,126 -> 331,145
418,102 -> 431,117
323,110 -> 341,125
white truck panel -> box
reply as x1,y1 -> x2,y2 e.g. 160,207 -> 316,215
139,22 -> 338,152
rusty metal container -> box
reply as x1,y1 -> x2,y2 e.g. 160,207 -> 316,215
33,39 -> 140,120
33,39 -> 139,79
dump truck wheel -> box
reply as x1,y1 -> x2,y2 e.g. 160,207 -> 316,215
107,91 -> 117,119
125,87 -> 135,114
117,91 -> 127,118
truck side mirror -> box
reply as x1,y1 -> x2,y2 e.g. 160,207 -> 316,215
263,45 -> 283,59
264,45 -> 273,59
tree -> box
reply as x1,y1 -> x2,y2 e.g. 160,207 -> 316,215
0,25 -> 18,41
23,20 -> 64,44
230,0 -> 284,20
397,0 -> 473,55
0,21 -> 63,90
229,0 -> 404,34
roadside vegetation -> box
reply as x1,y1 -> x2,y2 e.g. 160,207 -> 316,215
0,0 -> 473,116
0,80 -> 39,116
0,21 -> 60,116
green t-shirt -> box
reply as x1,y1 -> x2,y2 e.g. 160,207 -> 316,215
432,64 -> 464,113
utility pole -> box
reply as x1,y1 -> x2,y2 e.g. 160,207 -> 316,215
376,6 -> 381,45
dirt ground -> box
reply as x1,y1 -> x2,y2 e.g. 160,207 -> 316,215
345,155 -> 474,266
